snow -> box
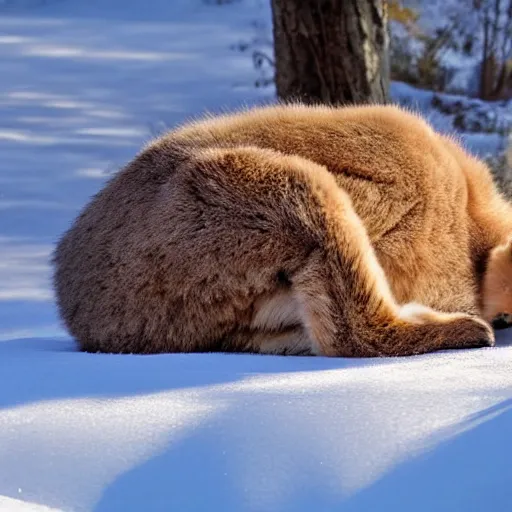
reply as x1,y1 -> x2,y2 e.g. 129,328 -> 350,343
1,335 -> 512,511
0,1 -> 511,511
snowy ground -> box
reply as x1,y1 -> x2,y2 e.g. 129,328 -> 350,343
0,1 -> 511,511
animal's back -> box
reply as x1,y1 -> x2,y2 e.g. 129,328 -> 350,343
167,104 -> 476,307
169,104 -> 464,239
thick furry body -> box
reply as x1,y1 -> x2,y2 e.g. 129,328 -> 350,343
54,104 -> 512,356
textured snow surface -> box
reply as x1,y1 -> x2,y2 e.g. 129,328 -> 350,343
1,336 -> 512,511
0,1 -> 511,511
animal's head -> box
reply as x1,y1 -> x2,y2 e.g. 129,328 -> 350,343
482,238 -> 512,329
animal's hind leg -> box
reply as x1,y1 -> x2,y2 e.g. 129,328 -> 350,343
292,250 -> 494,356
190,146 -> 494,357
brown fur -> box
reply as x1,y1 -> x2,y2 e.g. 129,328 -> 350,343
53,103 -> 512,357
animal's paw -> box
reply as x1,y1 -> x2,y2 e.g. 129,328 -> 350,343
397,304 -> 495,354
437,314 -> 495,350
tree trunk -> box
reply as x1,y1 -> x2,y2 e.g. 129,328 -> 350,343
270,0 -> 390,105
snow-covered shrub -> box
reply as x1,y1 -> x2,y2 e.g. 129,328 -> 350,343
391,0 -> 512,100
432,94 -> 511,134
389,1 -> 469,92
